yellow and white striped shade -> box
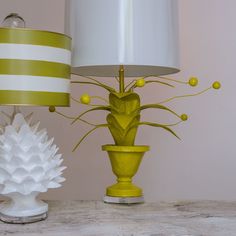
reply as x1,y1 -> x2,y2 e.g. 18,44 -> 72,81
0,28 -> 71,106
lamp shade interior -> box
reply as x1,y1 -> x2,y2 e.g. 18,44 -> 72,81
0,28 -> 71,106
65,0 -> 180,77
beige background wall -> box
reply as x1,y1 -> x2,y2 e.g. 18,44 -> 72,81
0,0 -> 234,202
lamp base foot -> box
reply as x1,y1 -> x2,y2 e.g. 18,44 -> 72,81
0,212 -> 48,224
103,195 -> 144,204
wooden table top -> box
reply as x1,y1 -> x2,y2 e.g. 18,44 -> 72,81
1,201 -> 236,236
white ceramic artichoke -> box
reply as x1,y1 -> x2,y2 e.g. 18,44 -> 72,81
0,112 -> 66,219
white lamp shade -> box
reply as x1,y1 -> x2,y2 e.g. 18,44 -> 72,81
65,0 -> 180,77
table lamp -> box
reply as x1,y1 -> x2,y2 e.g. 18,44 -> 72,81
0,13 -> 71,223
65,0 -> 179,204
64,0 -> 220,204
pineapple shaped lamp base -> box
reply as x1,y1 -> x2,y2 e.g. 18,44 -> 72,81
0,112 -> 66,224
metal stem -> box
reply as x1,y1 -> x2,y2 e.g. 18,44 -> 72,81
119,65 -> 125,93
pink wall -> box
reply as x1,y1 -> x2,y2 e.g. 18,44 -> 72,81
0,0 -> 234,201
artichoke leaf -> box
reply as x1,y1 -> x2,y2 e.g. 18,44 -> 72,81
137,122 -> 180,139
72,106 -> 111,124
140,104 -> 180,118
109,92 -> 141,114
107,114 -> 140,145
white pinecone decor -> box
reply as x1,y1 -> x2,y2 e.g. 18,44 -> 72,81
0,112 -> 66,220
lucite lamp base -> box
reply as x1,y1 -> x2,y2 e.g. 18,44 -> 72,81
0,212 -> 48,224
103,195 -> 144,204
0,195 -> 48,224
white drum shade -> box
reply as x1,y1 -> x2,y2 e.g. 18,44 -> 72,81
65,0 -> 180,77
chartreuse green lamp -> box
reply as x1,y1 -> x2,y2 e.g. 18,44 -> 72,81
63,0 -> 220,204
0,13 -> 71,223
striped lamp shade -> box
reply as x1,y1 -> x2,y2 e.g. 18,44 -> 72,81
0,28 -> 71,106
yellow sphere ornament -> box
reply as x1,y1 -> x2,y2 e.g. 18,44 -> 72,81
80,94 -> 91,104
181,114 -> 188,121
212,81 -> 221,90
188,77 -> 198,87
135,78 -> 146,87
49,106 -> 56,112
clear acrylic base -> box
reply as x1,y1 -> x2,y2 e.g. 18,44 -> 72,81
0,212 -> 48,224
103,195 -> 144,204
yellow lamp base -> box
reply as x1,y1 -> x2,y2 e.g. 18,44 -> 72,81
102,145 -> 149,201
106,182 -> 142,198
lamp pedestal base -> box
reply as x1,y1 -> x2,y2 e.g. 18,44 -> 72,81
0,212 -> 48,224
0,193 -> 48,224
103,195 -> 144,204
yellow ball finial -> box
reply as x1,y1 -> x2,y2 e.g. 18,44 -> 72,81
49,106 -> 56,112
135,78 -> 146,87
80,94 -> 91,104
212,81 -> 221,90
181,114 -> 188,121
188,77 -> 198,87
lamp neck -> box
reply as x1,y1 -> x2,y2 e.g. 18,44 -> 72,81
119,65 -> 125,93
